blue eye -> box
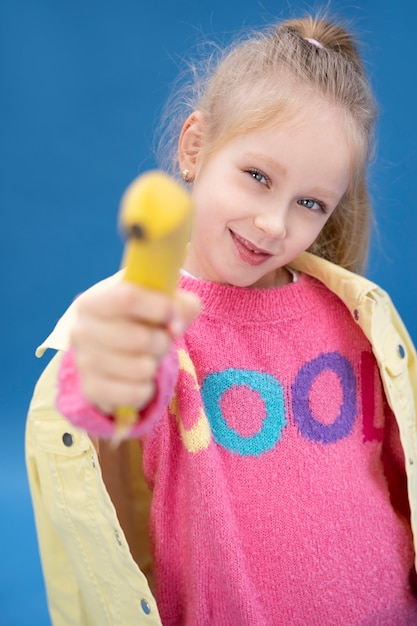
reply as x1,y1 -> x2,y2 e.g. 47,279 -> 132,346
247,169 -> 269,186
298,198 -> 327,213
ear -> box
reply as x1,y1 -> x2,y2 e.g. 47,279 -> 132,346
178,111 -> 205,177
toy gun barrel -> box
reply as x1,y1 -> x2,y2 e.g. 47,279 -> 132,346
114,170 -> 192,441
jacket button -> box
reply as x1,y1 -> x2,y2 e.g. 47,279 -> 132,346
397,344 -> 406,359
62,432 -> 74,447
140,599 -> 151,615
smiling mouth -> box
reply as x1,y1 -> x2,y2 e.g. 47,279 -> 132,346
230,230 -> 272,266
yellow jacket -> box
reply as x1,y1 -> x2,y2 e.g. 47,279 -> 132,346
26,252 -> 417,625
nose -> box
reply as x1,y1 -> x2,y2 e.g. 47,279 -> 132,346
253,205 -> 287,239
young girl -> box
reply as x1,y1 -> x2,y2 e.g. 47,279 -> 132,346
27,14 -> 417,626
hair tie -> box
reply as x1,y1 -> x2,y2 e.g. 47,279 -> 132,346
304,37 -> 324,49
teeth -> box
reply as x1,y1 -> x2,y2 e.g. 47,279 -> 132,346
236,234 -> 263,254
247,244 -> 263,254
233,231 -> 269,256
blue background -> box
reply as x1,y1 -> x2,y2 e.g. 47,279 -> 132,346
2,1 -> 416,623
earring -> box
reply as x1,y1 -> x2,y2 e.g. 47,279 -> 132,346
181,169 -> 194,184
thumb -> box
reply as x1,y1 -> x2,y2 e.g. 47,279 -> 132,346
169,290 -> 201,337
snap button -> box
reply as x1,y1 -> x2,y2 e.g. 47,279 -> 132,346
382,330 -> 406,376
397,344 -> 406,359
353,309 -> 359,321
62,432 -> 74,447
140,599 -> 151,615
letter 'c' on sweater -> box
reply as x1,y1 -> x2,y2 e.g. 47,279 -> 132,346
169,349 -> 212,453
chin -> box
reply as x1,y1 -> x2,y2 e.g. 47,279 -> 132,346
228,275 -> 263,289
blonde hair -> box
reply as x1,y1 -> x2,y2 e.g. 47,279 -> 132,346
156,15 -> 378,274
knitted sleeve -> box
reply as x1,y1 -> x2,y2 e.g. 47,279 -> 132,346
56,347 -> 178,438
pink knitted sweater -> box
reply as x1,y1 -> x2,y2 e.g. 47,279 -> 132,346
57,273 -> 417,625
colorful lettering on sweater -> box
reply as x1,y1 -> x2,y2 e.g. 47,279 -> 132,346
170,348 -> 383,456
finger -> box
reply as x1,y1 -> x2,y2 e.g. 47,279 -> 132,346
81,377 -> 156,416
76,349 -> 160,385
71,317 -> 171,357
78,281 -> 175,326
169,291 -> 202,336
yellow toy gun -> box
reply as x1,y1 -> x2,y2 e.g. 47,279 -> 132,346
114,170 -> 192,442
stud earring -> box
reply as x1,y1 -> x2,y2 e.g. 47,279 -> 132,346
181,169 -> 194,184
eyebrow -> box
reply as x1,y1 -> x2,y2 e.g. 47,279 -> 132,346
309,186 -> 341,204
245,151 -> 288,178
245,151 -> 342,203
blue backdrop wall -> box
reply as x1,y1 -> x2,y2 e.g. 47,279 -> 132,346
2,1 -> 416,623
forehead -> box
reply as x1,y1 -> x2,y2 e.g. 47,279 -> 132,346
230,102 -> 353,186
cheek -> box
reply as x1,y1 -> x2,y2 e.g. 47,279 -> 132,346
310,221 -> 330,245
286,217 -> 329,257
293,214 -> 328,242
191,190 -> 213,228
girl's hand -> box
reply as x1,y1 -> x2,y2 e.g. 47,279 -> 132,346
70,281 -> 200,416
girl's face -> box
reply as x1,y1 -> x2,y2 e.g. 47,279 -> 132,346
181,102 -> 352,288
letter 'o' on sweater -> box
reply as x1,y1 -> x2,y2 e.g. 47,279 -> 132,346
202,368 -> 286,456
292,351 -> 356,444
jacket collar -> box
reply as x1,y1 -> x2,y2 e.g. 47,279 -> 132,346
290,252 -> 381,306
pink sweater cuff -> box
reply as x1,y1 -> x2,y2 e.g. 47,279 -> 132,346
56,347 -> 178,438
